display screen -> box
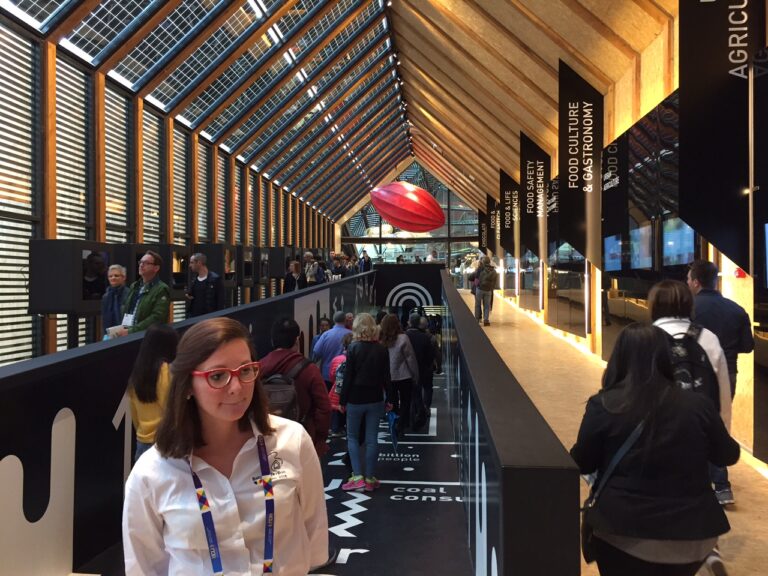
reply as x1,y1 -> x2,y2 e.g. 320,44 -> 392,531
663,216 -> 694,266
603,234 -> 622,272
630,224 -> 653,269
82,250 -> 109,300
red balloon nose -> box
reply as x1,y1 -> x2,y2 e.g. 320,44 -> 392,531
370,182 -> 445,232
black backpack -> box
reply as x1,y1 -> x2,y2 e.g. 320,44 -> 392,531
333,359 -> 346,395
666,324 -> 720,412
262,358 -> 311,422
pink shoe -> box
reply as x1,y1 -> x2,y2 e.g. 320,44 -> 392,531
342,475 -> 365,492
364,477 -> 380,492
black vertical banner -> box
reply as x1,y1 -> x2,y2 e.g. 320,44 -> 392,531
487,195 -> 499,256
500,169 -> 519,255
558,60 -> 603,259
679,0 -> 765,271
520,133 -> 550,259
478,210 -> 488,253
547,177 -> 559,259
601,133 -> 629,272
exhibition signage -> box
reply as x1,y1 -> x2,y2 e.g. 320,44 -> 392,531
520,133 -> 549,259
558,60 -> 603,260
500,169 -> 519,255
601,133 -> 629,244
547,177 -> 559,259
478,210 -> 488,253
487,194 -> 498,256
679,0 -> 765,270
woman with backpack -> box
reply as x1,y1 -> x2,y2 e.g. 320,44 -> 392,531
379,313 -> 420,436
648,280 -> 732,431
571,323 -> 740,576
339,313 -> 391,492
127,324 -> 179,461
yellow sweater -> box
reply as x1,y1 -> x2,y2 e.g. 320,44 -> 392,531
129,362 -> 171,444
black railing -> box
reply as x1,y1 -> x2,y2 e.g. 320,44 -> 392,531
440,269 -> 580,576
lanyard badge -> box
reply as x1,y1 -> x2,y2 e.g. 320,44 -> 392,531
189,435 -> 275,575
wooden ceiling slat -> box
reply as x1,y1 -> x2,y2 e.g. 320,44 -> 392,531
167,0 -> 306,118
413,139 -> 487,205
413,118 -> 498,190
401,67 -> 519,171
395,33 -> 521,152
557,0 -> 639,60
417,0 -> 557,110
407,91 -> 516,178
407,105 -> 498,188
97,0 -> 185,71
396,0 -> 557,139
390,12 -> 553,154
412,143 -> 485,208
410,120 -> 496,195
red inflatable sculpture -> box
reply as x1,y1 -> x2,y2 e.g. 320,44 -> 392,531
370,181 -> 445,232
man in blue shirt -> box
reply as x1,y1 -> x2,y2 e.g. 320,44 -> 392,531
688,259 -> 754,506
313,310 -> 352,385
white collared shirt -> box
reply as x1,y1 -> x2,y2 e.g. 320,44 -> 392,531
123,416 -> 328,575
653,317 -> 732,430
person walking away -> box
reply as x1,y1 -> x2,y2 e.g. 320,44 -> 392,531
571,323 -> 740,576
259,317 -> 331,457
123,317 -> 328,575
116,250 -> 170,337
380,314 -> 419,436
313,311 -> 352,436
406,314 -> 440,409
688,259 -> 754,505
475,256 -> 498,326
127,324 -> 178,461
102,264 -> 128,337
283,260 -> 307,293
339,313 -> 391,492
185,252 -> 225,317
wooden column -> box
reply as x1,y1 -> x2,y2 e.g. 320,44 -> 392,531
255,173 -> 263,247
242,164 -> 251,303
267,181 -> 275,246
189,133 -> 200,243
133,97 -> 145,242
211,148 -> 219,242
163,116 -> 174,244
41,41 -> 57,354
92,71 -> 106,242
228,155 -> 236,245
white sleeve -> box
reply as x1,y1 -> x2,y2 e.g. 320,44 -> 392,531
122,468 -> 168,576
297,427 -> 329,567
702,329 -> 732,431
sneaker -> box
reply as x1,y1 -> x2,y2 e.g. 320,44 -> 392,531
329,430 -> 345,438
715,488 -> 735,506
364,477 -> 380,492
342,475 -> 365,492
702,549 -> 728,576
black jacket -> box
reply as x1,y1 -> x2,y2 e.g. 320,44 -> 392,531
187,271 -> 224,317
693,289 -> 754,374
406,328 -> 438,383
571,387 -> 739,540
283,272 -> 307,293
339,340 -> 391,405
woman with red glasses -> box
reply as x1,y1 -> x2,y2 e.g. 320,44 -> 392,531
122,317 -> 328,575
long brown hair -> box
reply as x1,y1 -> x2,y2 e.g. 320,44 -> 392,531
379,313 -> 402,347
155,317 -> 274,458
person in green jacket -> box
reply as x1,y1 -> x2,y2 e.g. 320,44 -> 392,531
114,250 -> 171,337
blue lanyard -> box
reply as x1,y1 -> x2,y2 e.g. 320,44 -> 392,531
189,435 -> 275,575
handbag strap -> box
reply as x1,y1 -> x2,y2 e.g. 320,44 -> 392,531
586,419 -> 645,507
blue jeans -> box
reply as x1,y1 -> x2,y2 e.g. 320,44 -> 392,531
134,441 -> 152,462
475,288 -> 492,322
346,400 -> 384,478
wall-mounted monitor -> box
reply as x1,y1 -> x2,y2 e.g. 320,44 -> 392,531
629,223 -> 653,269
603,234 -> 622,272
29,240 -> 114,315
238,245 -> 254,288
662,216 -> 695,267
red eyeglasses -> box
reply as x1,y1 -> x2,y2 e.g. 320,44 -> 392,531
191,361 -> 261,389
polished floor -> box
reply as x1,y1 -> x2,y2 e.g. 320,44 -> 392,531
462,289 -> 768,576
